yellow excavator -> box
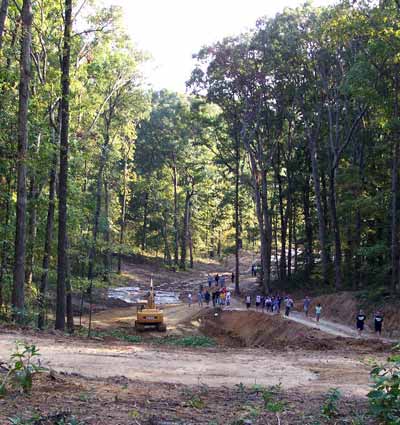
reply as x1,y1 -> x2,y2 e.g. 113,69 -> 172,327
134,279 -> 167,332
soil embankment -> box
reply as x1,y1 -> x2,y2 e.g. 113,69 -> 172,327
198,309 -> 391,352
307,292 -> 400,338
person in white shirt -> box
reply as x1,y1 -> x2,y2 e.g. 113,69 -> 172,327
226,291 -> 231,306
255,294 -> 261,310
285,297 -> 294,316
245,295 -> 251,309
315,304 -> 322,322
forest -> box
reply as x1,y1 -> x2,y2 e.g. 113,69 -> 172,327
0,0 -> 399,332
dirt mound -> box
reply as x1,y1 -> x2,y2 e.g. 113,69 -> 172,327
198,310 -> 389,351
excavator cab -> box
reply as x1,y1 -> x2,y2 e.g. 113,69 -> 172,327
134,279 -> 167,332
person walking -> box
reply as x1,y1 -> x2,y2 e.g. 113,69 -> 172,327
211,289 -> 216,307
277,295 -> 282,313
245,295 -> 251,309
285,296 -> 294,317
208,275 -> 212,288
198,290 -> 203,307
255,294 -> 261,310
273,297 -> 280,313
265,296 -> 272,312
315,303 -> 322,323
356,309 -> 366,337
215,274 -> 219,285
215,288 -> 220,305
226,291 -> 231,306
220,290 -> 226,306
374,311 -> 384,336
204,290 -> 211,306
303,296 -> 311,317
188,293 -> 192,307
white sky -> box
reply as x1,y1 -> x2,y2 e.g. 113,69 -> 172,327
104,0 -> 334,93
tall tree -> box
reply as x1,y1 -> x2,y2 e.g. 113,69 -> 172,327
55,0 -> 72,330
12,0 -> 32,318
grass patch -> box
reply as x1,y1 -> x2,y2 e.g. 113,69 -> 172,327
77,328 -> 142,344
153,335 -> 216,348
79,328 -> 215,348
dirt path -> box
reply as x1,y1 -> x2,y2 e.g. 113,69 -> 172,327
0,331 -> 372,396
286,312 -> 359,338
86,303 -> 202,335
227,297 -> 396,342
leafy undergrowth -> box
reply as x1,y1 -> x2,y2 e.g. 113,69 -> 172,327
0,373 -> 376,425
153,335 -> 216,348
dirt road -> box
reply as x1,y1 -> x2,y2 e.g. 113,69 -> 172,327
0,331 -> 371,396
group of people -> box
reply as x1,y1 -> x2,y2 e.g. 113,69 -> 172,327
207,273 -> 235,288
194,282 -> 232,308
356,309 -> 384,336
243,293 -> 293,315
189,276 -> 386,338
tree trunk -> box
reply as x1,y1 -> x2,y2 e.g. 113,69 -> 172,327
88,159 -> 104,281
287,201 -> 292,278
248,149 -> 269,292
390,137 -> 400,292
118,156 -> 128,274
103,179 -> 111,280
329,170 -> 342,289
261,168 -> 272,291
65,235 -> 74,333
0,0 -> 9,51
277,170 -> 287,281
180,192 -> 191,270
0,170 -> 12,309
172,162 -> 179,265
391,70 -> 400,292
38,126 -> 57,329
25,176 -> 39,286
88,112 -> 112,282
307,132 -> 329,285
161,212 -> 171,265
12,0 -> 32,318
38,164 -> 56,328
188,203 -> 194,269
303,176 -> 313,274
293,208 -> 298,273
234,135 -> 241,294
55,0 -> 72,330
141,191 -> 149,251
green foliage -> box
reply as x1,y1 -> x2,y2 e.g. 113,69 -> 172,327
368,344 -> 400,424
261,385 -> 286,414
154,335 -> 216,348
188,394 -> 205,409
0,342 -> 45,397
76,328 -> 142,344
321,388 -> 342,421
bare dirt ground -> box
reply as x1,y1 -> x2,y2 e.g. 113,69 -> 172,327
0,256 -> 394,424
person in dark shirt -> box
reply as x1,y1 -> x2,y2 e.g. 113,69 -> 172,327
374,311 -> 384,336
356,309 -> 366,337
204,290 -> 211,306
